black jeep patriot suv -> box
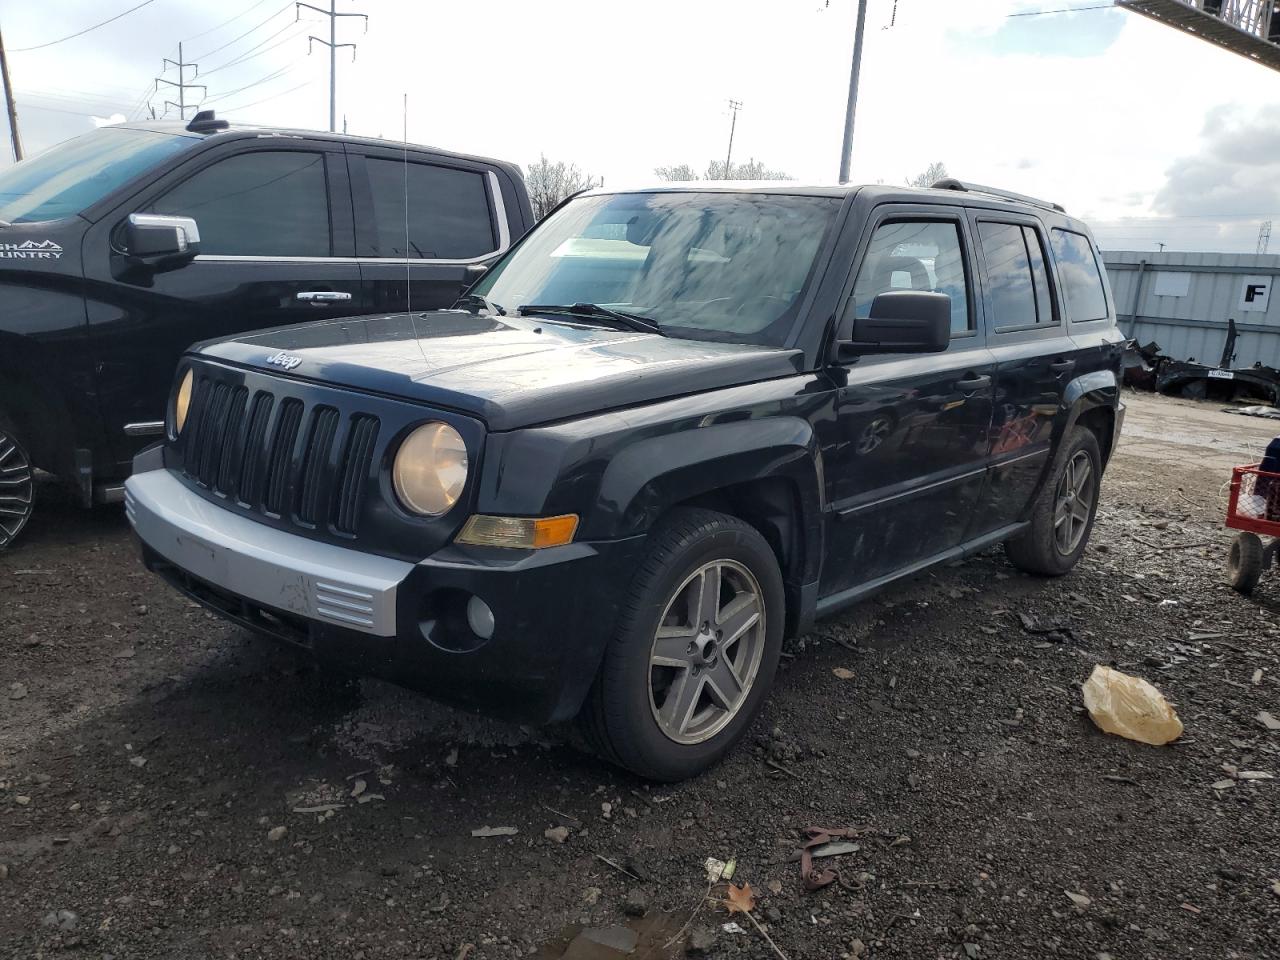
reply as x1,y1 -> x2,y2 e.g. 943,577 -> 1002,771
126,179 -> 1124,780
0,111 -> 532,547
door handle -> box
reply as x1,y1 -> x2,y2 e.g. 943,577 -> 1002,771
1049,358 -> 1076,375
954,374 -> 991,392
296,291 -> 353,302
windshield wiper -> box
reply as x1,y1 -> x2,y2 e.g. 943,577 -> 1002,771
516,302 -> 663,335
455,292 -> 505,316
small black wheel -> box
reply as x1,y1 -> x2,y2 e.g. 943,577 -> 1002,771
1006,427 -> 1102,576
1228,532 -> 1265,595
580,507 -> 785,781
0,418 -> 35,550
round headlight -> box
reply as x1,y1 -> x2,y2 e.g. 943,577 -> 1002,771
393,421 -> 468,516
174,368 -> 194,434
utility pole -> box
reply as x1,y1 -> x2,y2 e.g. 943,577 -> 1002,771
837,0 -> 869,184
723,99 -> 742,180
0,28 -> 22,161
299,0 -> 367,133
1258,220 -> 1272,255
156,43 -> 205,121
1156,241 -> 1167,252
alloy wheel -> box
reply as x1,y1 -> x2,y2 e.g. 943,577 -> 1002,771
648,559 -> 766,745
1053,449 -> 1094,555
0,428 -> 34,549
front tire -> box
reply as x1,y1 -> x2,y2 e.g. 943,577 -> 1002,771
581,508 -> 785,781
1227,532 -> 1264,595
1005,427 -> 1102,576
0,419 -> 35,550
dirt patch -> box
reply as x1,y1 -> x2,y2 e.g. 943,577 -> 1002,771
2,391 -> 1279,959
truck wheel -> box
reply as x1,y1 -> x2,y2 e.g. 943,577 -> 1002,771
581,508 -> 785,781
0,419 -> 35,550
1005,427 -> 1102,576
1227,532 -> 1264,595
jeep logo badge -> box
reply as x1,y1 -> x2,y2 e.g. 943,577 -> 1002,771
265,351 -> 303,370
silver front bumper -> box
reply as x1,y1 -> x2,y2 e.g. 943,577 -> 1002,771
124,466 -> 412,636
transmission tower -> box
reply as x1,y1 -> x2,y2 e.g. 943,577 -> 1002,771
298,0 -> 367,132
1117,1 -> 1280,73
1259,220 -> 1272,255
155,43 -> 205,120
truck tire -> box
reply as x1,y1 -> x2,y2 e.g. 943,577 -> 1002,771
1005,427 -> 1102,576
1227,532 -> 1264,595
0,416 -> 35,550
580,507 -> 785,781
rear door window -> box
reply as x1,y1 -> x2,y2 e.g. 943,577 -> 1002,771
150,151 -> 331,257
851,219 -> 971,335
1050,228 -> 1109,322
364,158 -> 496,259
977,222 -> 1057,328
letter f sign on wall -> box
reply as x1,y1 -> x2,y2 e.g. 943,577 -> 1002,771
1239,276 -> 1271,313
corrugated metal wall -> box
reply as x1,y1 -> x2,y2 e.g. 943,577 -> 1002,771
1103,250 -> 1280,368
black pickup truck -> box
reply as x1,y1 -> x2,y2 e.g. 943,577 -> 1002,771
126,180 -> 1124,780
0,111 -> 532,547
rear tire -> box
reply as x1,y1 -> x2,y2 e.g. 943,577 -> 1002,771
0,416 -> 35,550
1227,532 -> 1264,595
580,508 -> 785,781
1005,427 -> 1102,576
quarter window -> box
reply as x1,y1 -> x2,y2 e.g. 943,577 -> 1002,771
365,159 -> 495,259
149,151 -> 331,257
851,220 -> 971,334
1051,228 -> 1109,322
977,222 -> 1057,327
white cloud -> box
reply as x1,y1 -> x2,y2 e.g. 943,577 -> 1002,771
2,0 -> 1278,251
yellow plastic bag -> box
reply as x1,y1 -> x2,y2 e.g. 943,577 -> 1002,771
1081,665 -> 1183,745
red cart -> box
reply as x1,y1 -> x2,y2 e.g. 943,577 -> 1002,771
1226,464 -> 1280,594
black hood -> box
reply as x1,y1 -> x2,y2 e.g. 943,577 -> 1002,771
195,311 -> 804,430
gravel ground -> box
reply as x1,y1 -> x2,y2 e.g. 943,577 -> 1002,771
2,391 -> 1280,960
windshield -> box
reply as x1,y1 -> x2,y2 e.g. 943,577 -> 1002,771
0,127 -> 196,224
472,191 -> 840,346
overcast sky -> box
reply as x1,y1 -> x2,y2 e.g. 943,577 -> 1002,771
2,0 -> 1279,253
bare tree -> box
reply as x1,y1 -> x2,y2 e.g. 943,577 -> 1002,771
705,157 -> 791,181
906,161 -> 948,188
525,154 -> 599,220
654,163 -> 700,182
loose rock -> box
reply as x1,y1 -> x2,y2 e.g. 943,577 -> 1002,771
622,887 -> 647,917
267,826 -> 287,842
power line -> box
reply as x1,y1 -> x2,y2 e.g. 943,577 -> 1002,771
194,2 -> 294,62
202,61 -> 303,104
1006,3 -> 1114,17
201,21 -> 307,75
184,0 -> 275,43
11,0 -> 160,53
215,78 -> 312,114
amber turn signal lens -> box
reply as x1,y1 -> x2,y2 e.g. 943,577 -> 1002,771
455,514 -> 579,549
174,368 -> 194,434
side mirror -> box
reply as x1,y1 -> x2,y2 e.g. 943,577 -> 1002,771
125,213 -> 200,270
837,291 -> 951,359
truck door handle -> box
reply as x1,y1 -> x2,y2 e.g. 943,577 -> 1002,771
1049,358 -> 1076,375
296,291 -> 352,302
954,374 -> 991,392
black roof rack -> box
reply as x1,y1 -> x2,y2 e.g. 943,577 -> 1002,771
187,110 -> 229,134
930,177 -> 1066,214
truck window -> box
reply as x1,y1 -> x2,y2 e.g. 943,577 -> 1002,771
1050,228 -> 1108,322
977,222 -> 1057,328
148,151 -> 331,258
364,158 -> 496,260
851,220 -> 971,334
0,127 -> 195,224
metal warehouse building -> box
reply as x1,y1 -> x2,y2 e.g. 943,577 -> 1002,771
1103,251 -> 1280,369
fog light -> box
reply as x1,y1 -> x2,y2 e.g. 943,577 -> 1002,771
466,595 -> 495,640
